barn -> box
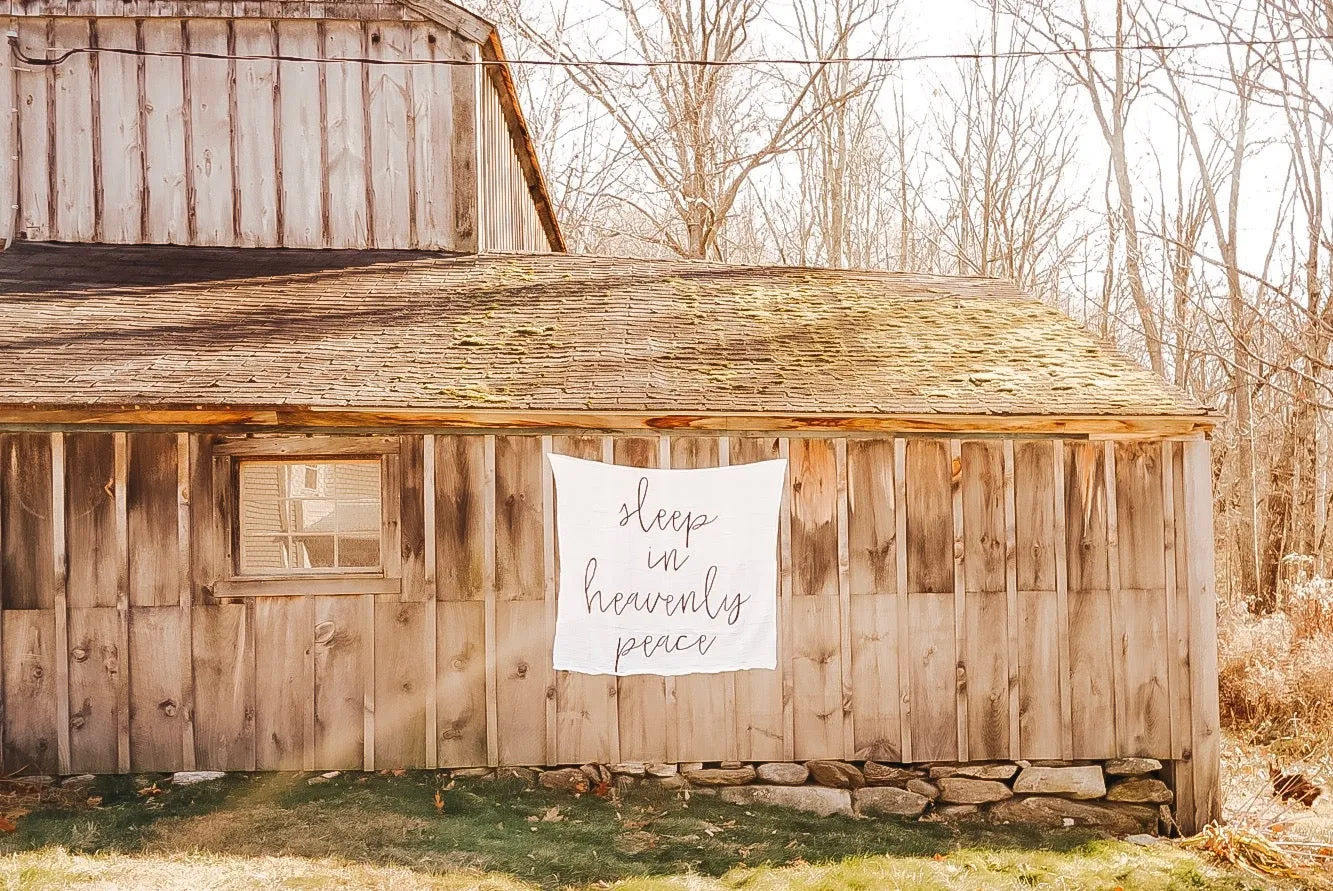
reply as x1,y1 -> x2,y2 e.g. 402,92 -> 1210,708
0,1 -> 1220,833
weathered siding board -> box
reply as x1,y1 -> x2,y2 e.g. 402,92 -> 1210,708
1063,442 -> 1117,758
2,434 -> 55,610
904,439 -> 957,762
65,433 -> 118,610
12,14 -> 499,250
961,440 -> 1009,760
127,433 -> 180,608
67,606 -> 120,773
128,605 -> 184,771
1013,440 -> 1062,759
2,610 -> 59,773
0,431 -> 1210,814
191,602 -> 255,771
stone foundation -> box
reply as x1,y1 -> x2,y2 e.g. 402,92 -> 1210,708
459,757 -> 1175,836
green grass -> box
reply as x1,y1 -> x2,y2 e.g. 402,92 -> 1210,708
0,772 -> 1284,890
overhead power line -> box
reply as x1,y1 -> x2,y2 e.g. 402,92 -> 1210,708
7,30 -> 1333,70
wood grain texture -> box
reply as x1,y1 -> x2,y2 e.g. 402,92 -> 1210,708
1181,440 -> 1221,832
435,435 -> 486,602
2,609 -> 59,774
437,599 -> 487,766
127,433 -> 179,607
961,440 -> 1008,760
191,602 -> 255,771
1063,441 -> 1116,758
276,20 -> 323,247
367,21 -> 412,248
1013,440 -> 1061,759
374,599 -> 429,768
399,437 -> 429,603
67,606 -> 121,773
254,596 -> 310,770
449,34 -> 478,251
494,436 -> 544,602
233,19 -> 279,247
324,21 -> 371,247
128,606 -> 184,771
185,19 -> 234,244
64,434 -> 118,609
2,434 -> 55,610
410,22 -> 456,250
850,594 -> 899,760
313,595 -> 367,769
51,18 -> 96,242
94,17 -> 144,243
494,598 -> 547,765
15,20 -> 52,241
142,19 -> 188,243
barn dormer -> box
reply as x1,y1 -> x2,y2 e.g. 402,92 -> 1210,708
0,1 -> 563,252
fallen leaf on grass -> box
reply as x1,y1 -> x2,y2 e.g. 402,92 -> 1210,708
0,816 -> 16,833
86,796 -> 102,808
933,854 -> 946,862
433,791 -> 445,813
137,783 -> 163,798
541,806 -> 564,823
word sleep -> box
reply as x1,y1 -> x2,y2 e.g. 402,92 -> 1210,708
583,558 -> 749,626
618,477 -> 717,547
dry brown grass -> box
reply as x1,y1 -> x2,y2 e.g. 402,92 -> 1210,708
1218,580 -> 1333,757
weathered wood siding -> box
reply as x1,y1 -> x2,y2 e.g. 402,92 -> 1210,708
7,15 -> 480,250
0,430 -> 1220,828
477,60 -> 550,252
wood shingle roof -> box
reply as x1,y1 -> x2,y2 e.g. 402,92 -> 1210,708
0,242 -> 1209,422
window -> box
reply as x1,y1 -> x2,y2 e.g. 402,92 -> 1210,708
236,459 -> 383,576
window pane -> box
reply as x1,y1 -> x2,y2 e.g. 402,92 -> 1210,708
237,458 -> 382,576
340,537 -> 381,568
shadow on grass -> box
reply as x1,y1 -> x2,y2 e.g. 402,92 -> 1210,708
0,772 -> 1128,889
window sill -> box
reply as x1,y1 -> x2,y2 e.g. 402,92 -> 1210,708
211,577 -> 402,598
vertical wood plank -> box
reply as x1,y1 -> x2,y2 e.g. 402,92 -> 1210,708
127,433 -> 179,607
450,33 -> 477,252
611,437 -> 669,762
1014,440 -> 1061,759
1114,441 -> 1171,757
67,607 -> 120,773
51,433 -> 71,775
276,20 -> 322,247
835,439 -> 854,758
254,596 -> 309,771
437,599 -> 487,767
1003,440 -> 1021,758
2,434 -> 54,610
436,435 -> 487,602
52,17 -> 96,242
1053,440 -> 1074,760
423,435 -> 438,767
411,21 -> 455,250
541,436 -> 557,763
175,434 -> 195,770
482,434 -> 498,766
551,435 -> 618,766
15,19 -> 52,241
324,21 -> 369,247
192,603 -> 255,771
950,439 -> 968,764
65,433 -> 117,609
185,18 -> 233,244
494,599 -> 547,765
494,436 -> 544,602
367,21 -> 412,249
94,18 -> 144,243
374,599 -> 428,768
1104,442 -> 1125,758
961,439 -> 1008,760
233,18 -> 278,247
362,592 -> 375,770
1163,441 -> 1187,761
142,18 -> 188,243
1181,440 -> 1221,832
399,437 -> 428,602
128,606 -> 183,771
1064,441 -> 1115,758
789,438 -> 841,759
894,438 -> 912,762
847,438 -> 899,761
729,436 -> 785,762
2,610 -> 58,774
906,438 -> 957,762
313,596 -> 366,770
113,433 -> 130,772
1169,444 -> 1196,817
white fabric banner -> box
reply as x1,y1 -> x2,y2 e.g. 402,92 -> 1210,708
549,454 -> 787,676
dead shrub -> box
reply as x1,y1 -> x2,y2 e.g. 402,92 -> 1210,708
1218,580 -> 1333,755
